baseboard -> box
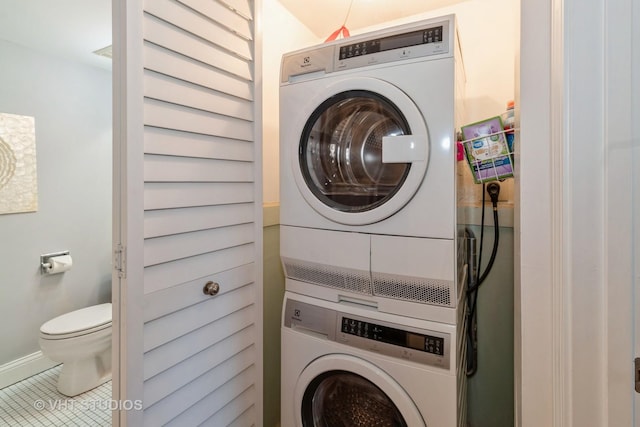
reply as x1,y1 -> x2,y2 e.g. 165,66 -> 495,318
263,202 -> 280,227
0,351 -> 60,389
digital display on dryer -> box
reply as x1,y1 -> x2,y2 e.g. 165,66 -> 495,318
341,317 -> 444,356
338,26 -> 444,60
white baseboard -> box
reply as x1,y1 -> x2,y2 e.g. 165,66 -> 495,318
0,351 -> 60,389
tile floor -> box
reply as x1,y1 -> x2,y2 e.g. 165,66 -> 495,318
0,366 -> 111,426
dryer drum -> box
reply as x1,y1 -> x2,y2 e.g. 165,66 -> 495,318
302,371 -> 407,427
300,90 -> 412,213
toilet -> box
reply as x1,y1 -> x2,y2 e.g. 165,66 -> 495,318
39,303 -> 112,397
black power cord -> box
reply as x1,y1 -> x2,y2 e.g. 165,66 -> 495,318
466,182 -> 501,377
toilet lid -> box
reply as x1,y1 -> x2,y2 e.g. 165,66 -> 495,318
40,303 -> 112,335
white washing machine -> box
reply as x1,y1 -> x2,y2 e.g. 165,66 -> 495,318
279,15 -> 467,324
281,292 -> 466,427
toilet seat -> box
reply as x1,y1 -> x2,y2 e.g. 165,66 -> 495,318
40,303 -> 112,340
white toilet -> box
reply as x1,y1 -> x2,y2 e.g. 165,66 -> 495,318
39,303 -> 112,397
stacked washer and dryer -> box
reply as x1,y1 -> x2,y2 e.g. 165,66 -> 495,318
279,15 -> 468,427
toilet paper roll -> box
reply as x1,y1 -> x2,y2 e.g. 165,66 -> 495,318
47,254 -> 73,274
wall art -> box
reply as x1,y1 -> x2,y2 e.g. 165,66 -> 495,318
0,113 -> 38,214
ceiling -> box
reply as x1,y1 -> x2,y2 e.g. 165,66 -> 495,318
0,0 -> 112,70
0,0 -> 465,70
277,0 -> 468,38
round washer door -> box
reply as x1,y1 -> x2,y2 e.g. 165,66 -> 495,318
293,354 -> 426,427
292,77 -> 430,225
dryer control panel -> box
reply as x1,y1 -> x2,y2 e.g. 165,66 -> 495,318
281,15 -> 454,83
337,24 -> 446,63
334,19 -> 450,71
284,299 -> 451,370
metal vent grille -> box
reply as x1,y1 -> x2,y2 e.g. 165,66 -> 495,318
283,258 -> 371,295
372,272 -> 453,307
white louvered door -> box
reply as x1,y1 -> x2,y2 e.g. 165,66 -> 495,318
113,0 -> 263,426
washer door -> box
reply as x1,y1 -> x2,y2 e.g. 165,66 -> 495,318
293,77 -> 430,225
294,354 -> 426,427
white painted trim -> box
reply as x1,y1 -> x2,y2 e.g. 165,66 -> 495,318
111,0 -> 122,424
254,0 -> 265,424
633,2 -> 640,425
266,202 -> 515,229
113,0 -> 145,425
517,0 -> 560,425
550,0 -> 570,426
603,0 -> 635,424
0,352 -> 59,389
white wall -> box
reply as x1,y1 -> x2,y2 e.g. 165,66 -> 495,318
0,41 -> 112,365
262,0 -> 320,204
354,0 -> 517,124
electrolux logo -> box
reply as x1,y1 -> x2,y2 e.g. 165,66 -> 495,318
300,56 -> 312,68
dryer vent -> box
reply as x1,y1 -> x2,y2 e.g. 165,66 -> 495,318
372,272 -> 453,307
283,258 -> 455,307
283,258 -> 371,295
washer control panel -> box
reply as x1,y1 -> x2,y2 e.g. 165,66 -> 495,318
340,316 -> 445,356
284,299 -> 451,370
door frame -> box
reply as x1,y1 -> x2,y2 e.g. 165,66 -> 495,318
603,0 -> 636,424
111,0 -> 145,425
519,0 -> 636,425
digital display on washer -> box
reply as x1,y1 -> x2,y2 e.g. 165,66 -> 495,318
339,26 -> 444,60
341,317 -> 444,356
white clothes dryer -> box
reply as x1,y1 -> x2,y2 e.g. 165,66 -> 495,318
281,292 -> 466,427
279,15 -> 468,323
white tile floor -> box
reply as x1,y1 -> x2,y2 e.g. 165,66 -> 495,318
0,365 -> 111,426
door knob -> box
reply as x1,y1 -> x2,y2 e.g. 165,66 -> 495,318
203,281 -> 220,296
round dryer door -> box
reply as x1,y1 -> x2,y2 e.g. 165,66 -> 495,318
293,77 -> 430,226
294,354 -> 426,427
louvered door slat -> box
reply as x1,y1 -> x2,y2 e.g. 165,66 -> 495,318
143,43 -> 253,100
143,13 -> 252,80
178,0 -> 252,40
145,0 -> 252,59
143,126 -> 254,161
144,71 -> 254,121
144,204 -> 254,238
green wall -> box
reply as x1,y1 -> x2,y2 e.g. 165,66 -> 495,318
466,222 -> 515,427
263,205 -> 285,427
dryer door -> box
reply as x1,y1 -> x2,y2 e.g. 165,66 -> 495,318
294,354 -> 426,427
293,77 -> 429,225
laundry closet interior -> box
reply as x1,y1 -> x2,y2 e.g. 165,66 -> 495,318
264,1 -> 518,426
0,0 -> 519,426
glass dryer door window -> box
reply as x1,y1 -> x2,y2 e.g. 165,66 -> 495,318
299,90 -> 411,213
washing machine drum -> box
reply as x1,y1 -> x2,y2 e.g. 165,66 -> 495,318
294,355 -> 426,427
299,90 -> 413,214
302,371 -> 407,427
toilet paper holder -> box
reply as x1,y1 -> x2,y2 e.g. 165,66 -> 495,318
41,250 -> 71,274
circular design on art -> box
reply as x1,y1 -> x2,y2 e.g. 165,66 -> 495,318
0,137 -> 17,190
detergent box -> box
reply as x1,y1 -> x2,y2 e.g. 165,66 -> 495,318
461,116 -> 514,183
